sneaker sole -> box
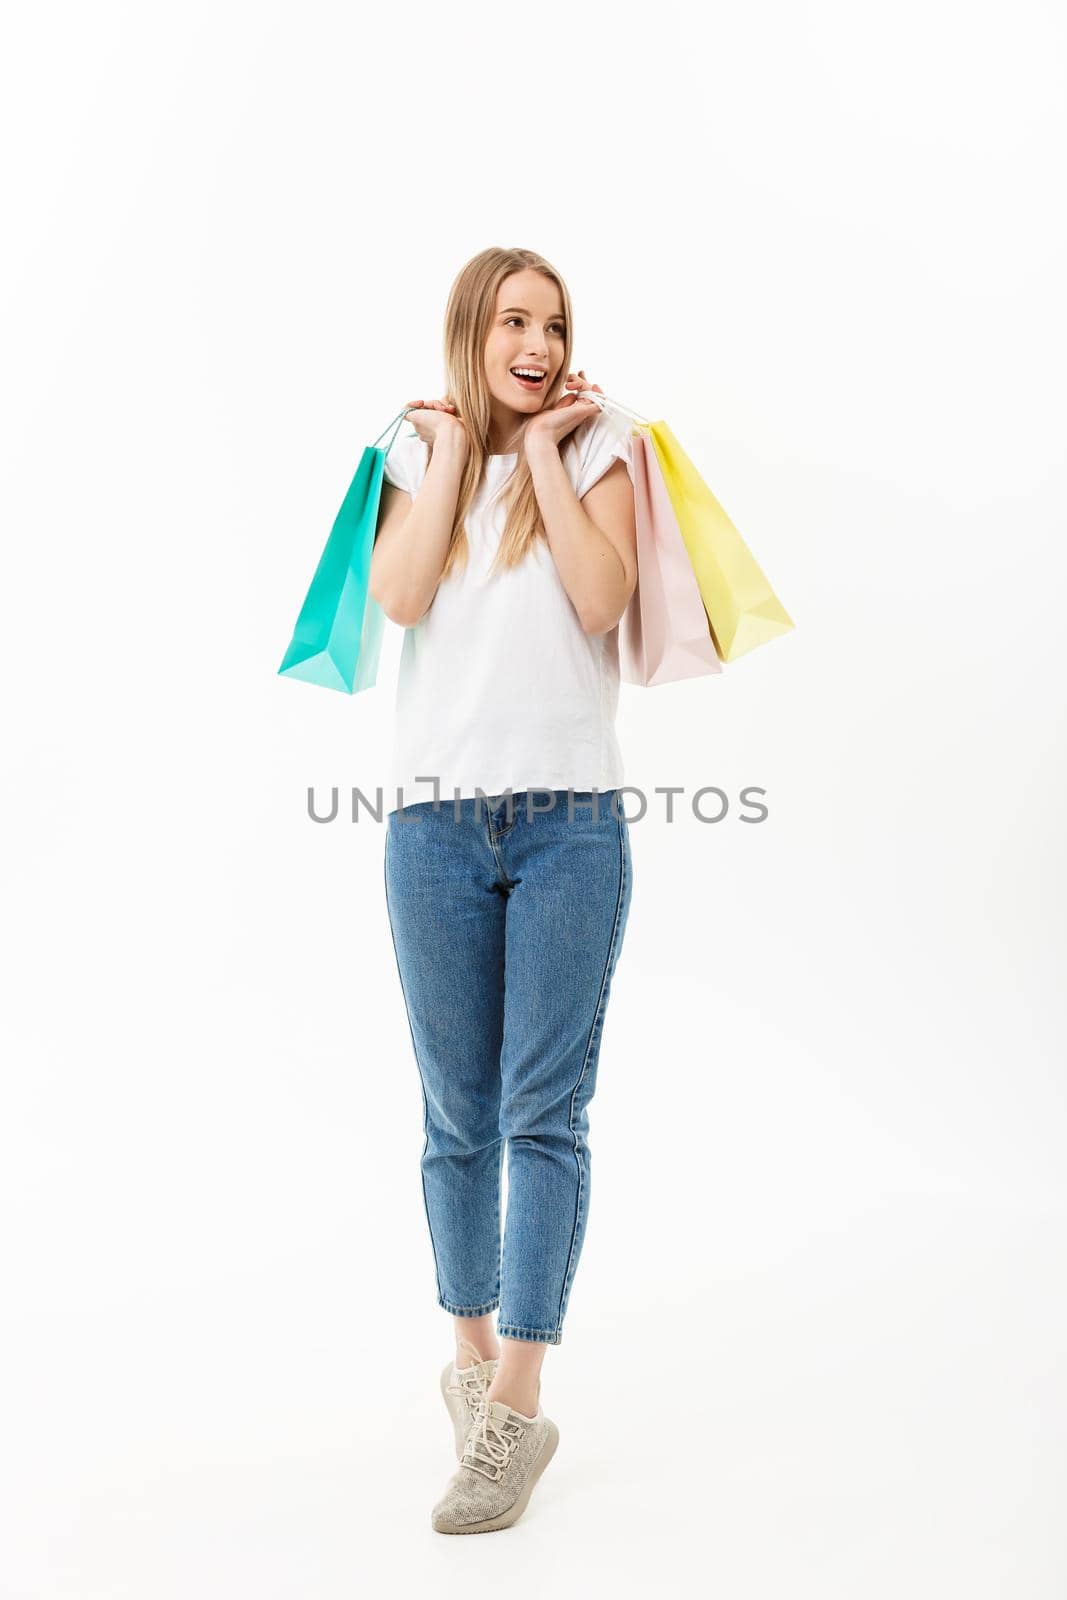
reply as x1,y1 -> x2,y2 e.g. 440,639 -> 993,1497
431,1418 -> 560,1534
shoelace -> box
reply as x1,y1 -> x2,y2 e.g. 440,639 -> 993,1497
447,1360 -> 493,1417
451,1337 -> 502,1414
462,1396 -> 526,1482
446,1336 -> 498,1418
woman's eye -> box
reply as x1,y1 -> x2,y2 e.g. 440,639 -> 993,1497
506,317 -> 566,334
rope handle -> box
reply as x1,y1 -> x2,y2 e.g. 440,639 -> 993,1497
372,390 -> 651,452
575,389 -> 653,427
372,406 -> 417,451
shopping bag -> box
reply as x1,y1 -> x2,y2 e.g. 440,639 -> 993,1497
585,391 -> 794,663
620,432 -> 723,686
277,406 -> 411,694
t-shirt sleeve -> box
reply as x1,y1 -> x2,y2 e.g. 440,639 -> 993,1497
571,408 -> 634,500
382,428 -> 429,496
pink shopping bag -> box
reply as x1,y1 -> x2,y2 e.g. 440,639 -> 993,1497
620,431 -> 723,686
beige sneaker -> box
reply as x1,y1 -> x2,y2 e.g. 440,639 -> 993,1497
431,1389 -> 559,1535
440,1336 -> 501,1459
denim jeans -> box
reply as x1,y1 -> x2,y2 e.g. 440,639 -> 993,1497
383,789 -> 633,1345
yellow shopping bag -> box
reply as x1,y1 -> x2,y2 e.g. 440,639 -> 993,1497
585,393 -> 794,662
648,423 -> 793,661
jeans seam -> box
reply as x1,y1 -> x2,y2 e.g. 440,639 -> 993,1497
495,1139 -> 505,1299
497,1322 -> 563,1345
555,809 -> 628,1333
488,828 -> 514,883
384,836 -> 444,1304
439,1296 -> 501,1316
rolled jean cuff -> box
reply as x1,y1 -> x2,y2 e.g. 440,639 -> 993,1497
438,1295 -> 500,1317
497,1322 -> 562,1346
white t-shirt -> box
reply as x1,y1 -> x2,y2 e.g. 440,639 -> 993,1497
380,410 -> 633,813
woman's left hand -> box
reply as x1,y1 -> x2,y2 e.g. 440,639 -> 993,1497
524,369 -> 604,451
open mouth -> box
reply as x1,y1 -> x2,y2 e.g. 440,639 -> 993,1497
510,368 -> 547,391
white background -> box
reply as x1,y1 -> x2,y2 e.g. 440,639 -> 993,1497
2,1 -> 1064,1594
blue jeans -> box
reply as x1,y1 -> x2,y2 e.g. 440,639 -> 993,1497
383,789 -> 633,1345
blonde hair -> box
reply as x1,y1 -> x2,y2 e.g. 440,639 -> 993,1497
433,246 -> 578,581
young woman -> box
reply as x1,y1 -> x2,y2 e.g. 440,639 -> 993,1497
370,246 -> 637,1534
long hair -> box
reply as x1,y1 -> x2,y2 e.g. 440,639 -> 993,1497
434,246 -> 580,581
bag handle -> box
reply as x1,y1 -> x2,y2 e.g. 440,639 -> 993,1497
372,406 -> 417,451
373,392 -> 650,453
577,390 -> 653,427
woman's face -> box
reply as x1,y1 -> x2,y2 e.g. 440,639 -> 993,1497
483,270 -> 568,435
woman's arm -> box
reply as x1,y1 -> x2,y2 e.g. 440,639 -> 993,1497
369,428 -> 470,627
525,438 -> 637,635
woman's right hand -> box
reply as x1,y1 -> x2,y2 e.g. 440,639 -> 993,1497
404,397 -> 468,451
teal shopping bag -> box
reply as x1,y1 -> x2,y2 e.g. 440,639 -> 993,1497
277,406 -> 412,694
